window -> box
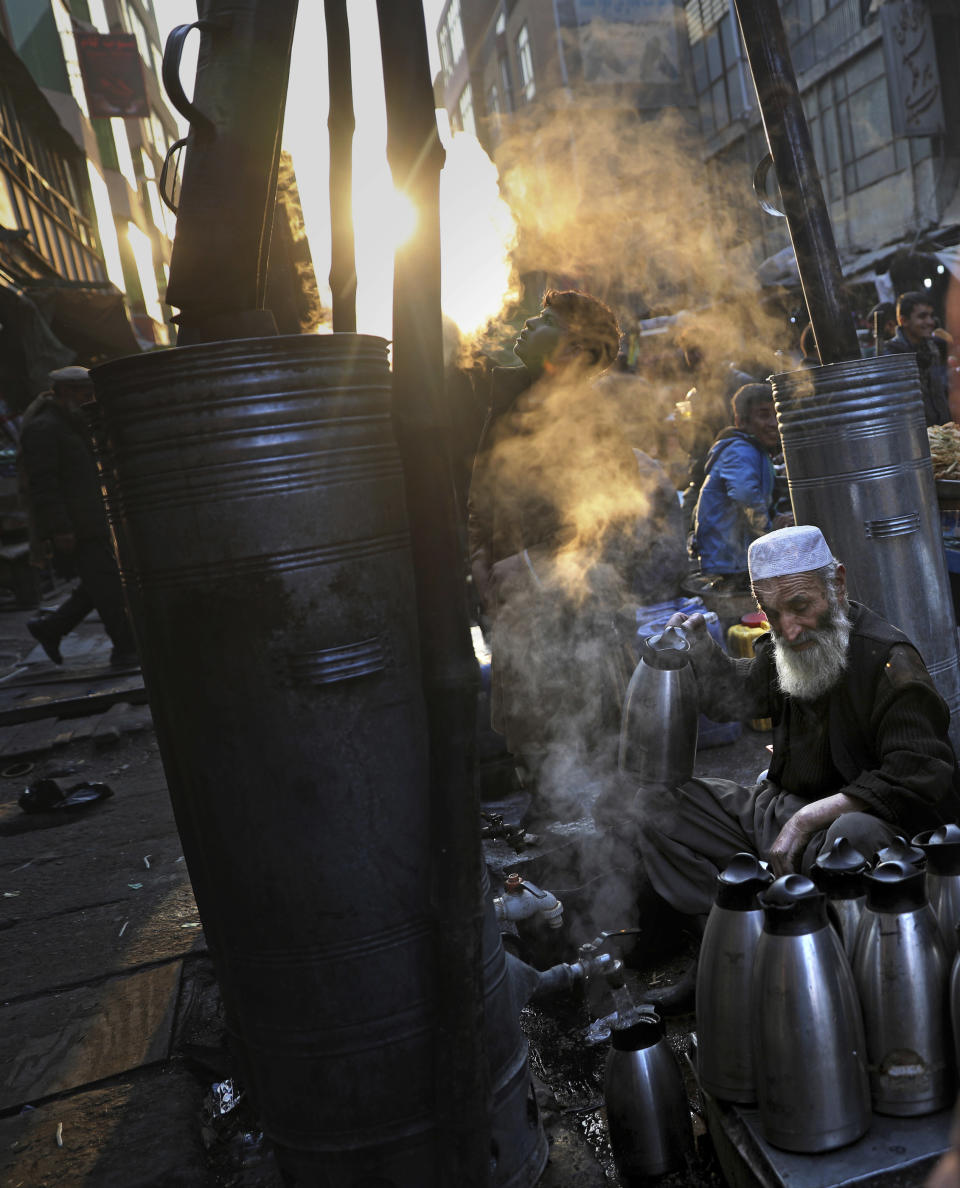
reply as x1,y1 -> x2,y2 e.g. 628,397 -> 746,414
111,122 -> 138,189
439,26 -> 453,77
499,55 -> 513,111
487,83 -> 500,115
685,0 -> 727,45
121,5 -> 153,67
516,24 -> 535,102
458,83 -> 475,137
496,11 -> 506,35
441,0 -> 465,73
127,220 -> 164,322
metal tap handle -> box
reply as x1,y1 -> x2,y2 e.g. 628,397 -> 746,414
592,928 -> 642,951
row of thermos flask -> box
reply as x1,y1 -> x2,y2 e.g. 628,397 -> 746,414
696,825 -> 960,1153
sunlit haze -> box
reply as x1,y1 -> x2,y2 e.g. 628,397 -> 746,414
153,1 -> 516,342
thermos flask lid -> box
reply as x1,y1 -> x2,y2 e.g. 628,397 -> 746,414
912,824 -> 960,875
874,835 -> 926,869
760,874 -> 828,934
811,837 -> 868,897
715,851 -> 774,909
814,836 -> 868,875
865,858 -> 928,911
639,625 -> 691,671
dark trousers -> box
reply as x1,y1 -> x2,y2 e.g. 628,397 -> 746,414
635,777 -> 900,916
49,536 -> 135,653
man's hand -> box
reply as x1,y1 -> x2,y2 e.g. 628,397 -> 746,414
664,611 -> 714,656
767,792 -> 868,877
772,512 -> 795,530
665,610 -> 708,637
767,811 -> 815,877
51,532 -> 76,554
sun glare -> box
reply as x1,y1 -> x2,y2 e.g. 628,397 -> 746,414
387,188 -> 418,246
438,117 -> 519,339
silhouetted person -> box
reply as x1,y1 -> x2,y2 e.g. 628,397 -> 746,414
19,366 -> 137,668
468,290 -> 635,809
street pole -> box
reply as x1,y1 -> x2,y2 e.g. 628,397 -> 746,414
375,3 -> 491,1184
732,0 -> 860,364
324,0 -> 357,332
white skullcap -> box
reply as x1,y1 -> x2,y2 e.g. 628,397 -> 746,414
48,365 -> 91,386
748,525 -> 834,582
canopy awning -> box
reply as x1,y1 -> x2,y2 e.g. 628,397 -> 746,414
27,282 -> 142,363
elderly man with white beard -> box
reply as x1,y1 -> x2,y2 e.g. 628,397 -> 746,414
634,524 -> 960,1009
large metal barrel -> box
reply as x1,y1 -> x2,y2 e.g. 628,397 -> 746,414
773,353 -> 960,737
90,333 -> 545,1186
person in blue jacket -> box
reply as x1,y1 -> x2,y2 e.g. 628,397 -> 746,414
692,382 -> 790,582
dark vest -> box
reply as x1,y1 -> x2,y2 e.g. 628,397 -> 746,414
767,603 -> 960,828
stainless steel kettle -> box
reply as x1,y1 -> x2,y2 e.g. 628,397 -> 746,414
603,1006 -> 694,1180
913,823 -> 960,956
852,858 -> 952,1116
811,836 -> 868,958
696,852 -> 773,1103
752,874 -> 870,1152
619,626 -> 698,787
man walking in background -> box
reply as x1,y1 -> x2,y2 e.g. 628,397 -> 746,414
19,366 -> 138,669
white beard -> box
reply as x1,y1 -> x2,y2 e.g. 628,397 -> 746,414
772,596 -> 852,701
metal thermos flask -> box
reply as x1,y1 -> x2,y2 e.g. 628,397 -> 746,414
811,837 -> 868,958
950,926 -> 960,1075
619,626 -> 698,786
603,1008 -> 693,1181
852,858 -> 953,1116
913,824 -> 960,956
752,874 -> 871,1152
696,852 -> 773,1102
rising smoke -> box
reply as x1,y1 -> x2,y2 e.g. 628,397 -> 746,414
464,80 -> 789,917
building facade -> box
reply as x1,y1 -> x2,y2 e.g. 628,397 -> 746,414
0,0 -> 178,401
438,0 -> 695,150
685,0 -> 960,292
437,0 -> 960,307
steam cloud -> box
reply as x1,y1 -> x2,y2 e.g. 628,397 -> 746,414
468,80 -> 791,918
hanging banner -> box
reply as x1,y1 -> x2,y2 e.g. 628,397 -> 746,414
880,0 -> 945,138
76,32 -> 149,118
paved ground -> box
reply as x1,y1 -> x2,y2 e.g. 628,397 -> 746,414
0,582 -> 774,1187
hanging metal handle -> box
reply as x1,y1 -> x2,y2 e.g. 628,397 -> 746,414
159,137 -> 188,214
753,152 -> 786,218
161,20 -> 224,135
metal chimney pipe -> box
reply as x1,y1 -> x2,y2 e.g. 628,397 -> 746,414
162,0 -> 298,343
732,0 -> 859,364
324,0 -> 357,331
